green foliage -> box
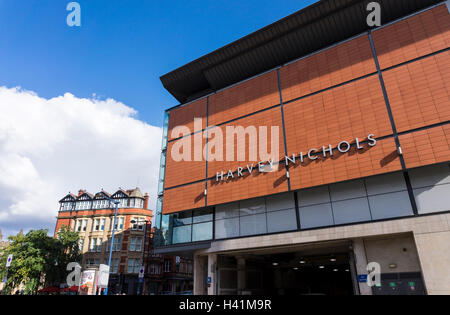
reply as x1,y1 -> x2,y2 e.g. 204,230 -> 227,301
0,226 -> 81,294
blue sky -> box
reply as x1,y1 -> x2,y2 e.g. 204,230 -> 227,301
0,0 -> 318,238
0,0 -> 317,127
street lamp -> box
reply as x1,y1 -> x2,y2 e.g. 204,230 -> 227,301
130,219 -> 150,295
102,197 -> 120,296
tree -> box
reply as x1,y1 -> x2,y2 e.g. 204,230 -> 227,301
0,227 -> 81,294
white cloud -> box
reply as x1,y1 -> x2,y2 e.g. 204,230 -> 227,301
0,86 -> 162,238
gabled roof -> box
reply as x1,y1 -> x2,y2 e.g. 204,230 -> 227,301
59,193 -> 77,203
94,190 -> 111,199
77,192 -> 94,200
112,188 -> 130,198
160,0 -> 442,104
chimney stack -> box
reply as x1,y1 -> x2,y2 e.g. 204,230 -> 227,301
78,189 -> 85,197
144,193 -> 149,209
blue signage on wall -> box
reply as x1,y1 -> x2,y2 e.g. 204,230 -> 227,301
358,275 -> 368,283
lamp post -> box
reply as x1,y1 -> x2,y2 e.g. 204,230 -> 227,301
131,219 -> 149,295
103,197 -> 120,296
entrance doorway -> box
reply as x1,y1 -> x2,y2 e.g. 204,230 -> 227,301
217,241 -> 357,296
261,253 -> 354,295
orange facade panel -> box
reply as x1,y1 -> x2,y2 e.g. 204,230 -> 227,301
207,164 -> 288,207
400,125 -> 450,169
206,107 -> 285,179
283,75 -> 392,156
209,70 -> 279,126
163,181 -> 206,214
280,35 -> 376,103
372,5 -> 450,70
168,98 -> 207,141
289,137 -> 402,191
383,52 -> 450,133
165,134 -> 206,188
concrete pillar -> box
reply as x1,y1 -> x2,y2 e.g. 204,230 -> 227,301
353,239 -> 372,295
236,257 -> 246,295
207,254 -> 218,295
193,254 -> 207,295
414,231 -> 450,295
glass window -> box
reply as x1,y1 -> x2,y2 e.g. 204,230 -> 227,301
329,179 -> 366,201
215,218 -> 239,239
299,203 -> 334,229
130,237 -> 136,251
239,213 -> 266,236
173,211 -> 192,225
414,185 -> 450,214
409,164 -> 450,189
101,219 -> 105,231
173,225 -> 192,244
135,237 -> 142,252
215,202 -> 240,219
368,191 -> 413,220
240,198 -> 266,216
94,219 -> 100,231
192,222 -> 213,242
365,172 -> 407,195
332,197 -> 372,225
298,186 -> 330,207
266,193 -> 295,212
193,208 -> 213,223
267,209 -> 297,233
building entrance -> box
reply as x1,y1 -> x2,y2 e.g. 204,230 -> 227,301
217,241 -> 358,296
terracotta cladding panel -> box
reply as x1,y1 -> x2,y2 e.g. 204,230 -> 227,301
168,98 -> 207,141
280,35 -> 376,103
165,134 -> 206,188
284,75 -> 392,155
289,137 -> 401,190
384,52 -> 450,132
372,5 -> 450,70
209,71 -> 279,126
400,125 -> 450,169
207,165 -> 288,207
163,182 -> 205,214
206,107 -> 285,178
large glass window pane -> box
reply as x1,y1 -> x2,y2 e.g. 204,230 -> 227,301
193,208 -> 213,223
414,184 -> 450,214
409,164 -> 450,189
267,209 -> 297,233
215,218 -> 239,239
239,214 -> 267,236
299,203 -> 334,229
368,191 -> 413,220
172,225 -> 192,244
298,186 -> 330,207
240,198 -> 266,216
365,172 -> 407,195
192,222 -> 213,242
330,180 -> 366,201
215,202 -> 240,219
332,198 -> 372,225
266,193 -> 295,212
173,211 -> 192,225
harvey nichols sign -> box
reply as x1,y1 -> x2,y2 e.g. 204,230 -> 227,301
215,134 -> 377,182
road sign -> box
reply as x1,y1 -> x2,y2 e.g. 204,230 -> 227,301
138,265 -> 145,279
6,254 -> 13,267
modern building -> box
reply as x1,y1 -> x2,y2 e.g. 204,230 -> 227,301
154,0 -> 450,295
